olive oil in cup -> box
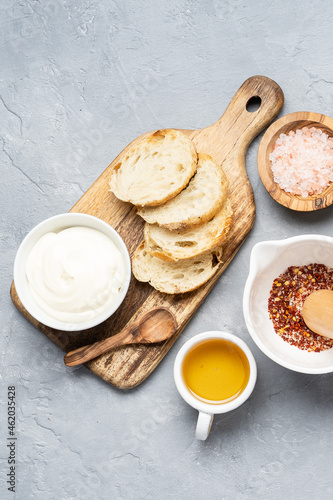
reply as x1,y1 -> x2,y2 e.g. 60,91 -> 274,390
182,339 -> 250,404
174,332 -> 257,440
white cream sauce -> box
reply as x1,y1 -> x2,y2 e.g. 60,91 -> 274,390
26,226 -> 126,323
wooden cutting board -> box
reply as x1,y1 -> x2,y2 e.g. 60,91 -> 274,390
11,75 -> 284,389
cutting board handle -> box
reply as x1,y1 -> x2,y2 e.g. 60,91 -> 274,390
206,75 -> 284,155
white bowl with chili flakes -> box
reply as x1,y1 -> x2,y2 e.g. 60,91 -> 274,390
243,234 -> 333,374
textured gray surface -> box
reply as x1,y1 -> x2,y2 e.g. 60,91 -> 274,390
1,1 -> 333,499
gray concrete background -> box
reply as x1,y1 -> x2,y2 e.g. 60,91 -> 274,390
1,1 -> 333,499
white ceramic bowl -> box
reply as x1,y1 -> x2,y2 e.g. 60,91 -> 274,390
243,234 -> 333,374
14,213 -> 131,331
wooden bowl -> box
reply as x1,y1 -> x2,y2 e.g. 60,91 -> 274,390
257,111 -> 333,211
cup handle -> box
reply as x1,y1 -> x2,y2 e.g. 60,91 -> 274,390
195,411 -> 214,440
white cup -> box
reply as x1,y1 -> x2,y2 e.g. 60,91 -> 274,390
173,331 -> 257,440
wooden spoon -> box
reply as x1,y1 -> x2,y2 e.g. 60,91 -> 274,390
64,308 -> 177,367
302,290 -> 333,339
257,111 -> 333,211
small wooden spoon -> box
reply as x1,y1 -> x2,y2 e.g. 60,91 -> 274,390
64,308 -> 177,367
257,111 -> 333,211
302,290 -> 333,339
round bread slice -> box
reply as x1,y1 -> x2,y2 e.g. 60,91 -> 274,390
137,153 -> 229,230
132,242 -> 223,294
144,198 -> 233,262
109,129 -> 197,207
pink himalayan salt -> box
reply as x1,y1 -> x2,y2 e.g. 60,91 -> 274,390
269,126 -> 333,197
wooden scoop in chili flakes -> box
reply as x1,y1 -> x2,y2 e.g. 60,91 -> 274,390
302,290 -> 333,340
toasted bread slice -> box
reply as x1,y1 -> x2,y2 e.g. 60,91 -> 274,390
137,153 -> 228,231
144,198 -> 233,262
132,242 -> 223,294
109,129 -> 197,207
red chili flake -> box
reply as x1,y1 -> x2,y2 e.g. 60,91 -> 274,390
268,263 -> 333,352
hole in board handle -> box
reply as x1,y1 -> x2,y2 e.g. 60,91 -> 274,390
246,96 -> 262,113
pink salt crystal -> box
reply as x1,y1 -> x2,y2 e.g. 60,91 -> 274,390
270,127 -> 333,197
